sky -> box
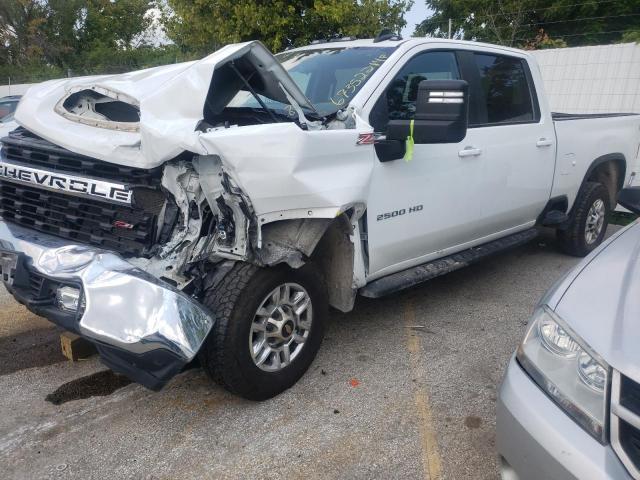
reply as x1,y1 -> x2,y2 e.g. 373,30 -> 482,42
402,2 -> 432,38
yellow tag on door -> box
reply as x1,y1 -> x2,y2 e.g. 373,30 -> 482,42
404,119 -> 415,162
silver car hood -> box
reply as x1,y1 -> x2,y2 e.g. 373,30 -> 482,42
552,222 -> 640,382
12,41 -> 315,169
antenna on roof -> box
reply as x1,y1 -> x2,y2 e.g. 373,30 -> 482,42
374,29 -> 402,43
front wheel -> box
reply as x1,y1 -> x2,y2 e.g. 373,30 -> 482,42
557,181 -> 610,257
198,263 -> 327,400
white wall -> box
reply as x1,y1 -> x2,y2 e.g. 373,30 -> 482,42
531,43 -> 640,114
0,83 -> 34,97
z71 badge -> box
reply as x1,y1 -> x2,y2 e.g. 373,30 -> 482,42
376,204 -> 423,221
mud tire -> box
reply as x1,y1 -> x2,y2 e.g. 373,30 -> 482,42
198,263 -> 327,400
557,181 -> 610,257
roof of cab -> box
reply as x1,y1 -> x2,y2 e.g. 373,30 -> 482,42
285,37 -> 530,58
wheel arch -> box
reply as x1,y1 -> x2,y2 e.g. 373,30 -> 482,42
581,153 -> 626,208
256,213 -> 357,312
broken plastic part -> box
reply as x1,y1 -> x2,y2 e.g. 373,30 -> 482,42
55,86 -> 140,132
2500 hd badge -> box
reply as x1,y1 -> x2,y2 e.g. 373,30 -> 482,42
376,204 -> 424,221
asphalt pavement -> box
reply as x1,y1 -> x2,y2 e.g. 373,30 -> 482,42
0,226 -> 620,479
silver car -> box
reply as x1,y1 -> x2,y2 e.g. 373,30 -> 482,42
497,187 -> 640,479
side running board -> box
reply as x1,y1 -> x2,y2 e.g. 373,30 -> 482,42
359,228 -> 538,298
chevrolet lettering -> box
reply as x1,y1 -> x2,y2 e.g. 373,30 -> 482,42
0,160 -> 132,204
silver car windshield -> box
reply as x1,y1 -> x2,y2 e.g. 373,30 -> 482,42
0,100 -> 18,123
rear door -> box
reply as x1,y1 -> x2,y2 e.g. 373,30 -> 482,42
460,50 -> 556,238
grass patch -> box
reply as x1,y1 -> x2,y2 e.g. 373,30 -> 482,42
608,211 -> 638,226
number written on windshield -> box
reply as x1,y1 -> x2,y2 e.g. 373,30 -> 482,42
330,54 -> 389,107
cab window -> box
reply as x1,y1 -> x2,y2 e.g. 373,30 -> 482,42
369,51 -> 460,132
472,54 -> 536,125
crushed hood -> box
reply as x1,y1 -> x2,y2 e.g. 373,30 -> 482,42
13,41 -> 315,169
554,222 -> 640,383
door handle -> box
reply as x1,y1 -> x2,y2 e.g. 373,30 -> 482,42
458,147 -> 482,157
536,138 -> 553,147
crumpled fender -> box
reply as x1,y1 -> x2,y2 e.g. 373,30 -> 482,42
197,123 -> 375,218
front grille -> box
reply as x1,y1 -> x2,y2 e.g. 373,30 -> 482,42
1,127 -> 161,185
620,419 -> 640,469
612,371 -> 640,479
0,129 -> 167,257
622,375 -> 640,418
0,182 -> 163,256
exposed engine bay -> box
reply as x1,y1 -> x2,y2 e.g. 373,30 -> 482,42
125,149 -> 363,312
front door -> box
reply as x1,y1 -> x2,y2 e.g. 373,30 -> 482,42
365,49 -> 486,277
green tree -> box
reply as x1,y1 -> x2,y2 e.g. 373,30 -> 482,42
164,0 -> 413,54
81,0 -> 152,50
0,0 -> 161,80
621,28 -> 640,43
522,28 -> 567,49
0,0 -> 48,66
415,0 -> 640,47
77,0 -> 154,72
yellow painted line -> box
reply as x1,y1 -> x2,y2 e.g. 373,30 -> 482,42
404,297 -> 443,480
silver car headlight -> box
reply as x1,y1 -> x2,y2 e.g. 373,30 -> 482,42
517,306 -> 610,443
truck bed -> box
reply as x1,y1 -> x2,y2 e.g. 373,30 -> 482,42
550,112 -> 640,210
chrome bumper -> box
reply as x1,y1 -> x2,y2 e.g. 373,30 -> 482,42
0,220 -> 214,389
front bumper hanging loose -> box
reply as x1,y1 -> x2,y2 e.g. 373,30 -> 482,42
0,220 -> 215,390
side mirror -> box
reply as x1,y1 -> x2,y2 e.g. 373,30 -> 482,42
618,187 -> 640,215
374,138 -> 406,162
386,79 -> 469,146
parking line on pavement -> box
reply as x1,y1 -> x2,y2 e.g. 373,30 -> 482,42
404,296 -> 443,480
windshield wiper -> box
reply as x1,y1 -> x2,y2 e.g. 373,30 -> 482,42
229,61 -> 280,124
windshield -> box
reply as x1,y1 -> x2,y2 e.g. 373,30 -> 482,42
0,100 -> 18,122
228,46 -> 396,117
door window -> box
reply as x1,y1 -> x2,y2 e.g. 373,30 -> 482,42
370,51 -> 460,132
472,54 -> 536,125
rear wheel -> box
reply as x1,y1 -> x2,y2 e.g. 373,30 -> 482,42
557,182 -> 610,257
198,263 -> 327,400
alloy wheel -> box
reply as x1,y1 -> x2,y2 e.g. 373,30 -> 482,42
249,283 -> 313,372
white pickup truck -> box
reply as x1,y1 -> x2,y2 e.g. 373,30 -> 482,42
1,35 -> 639,399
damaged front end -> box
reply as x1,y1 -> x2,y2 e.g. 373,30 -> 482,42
0,132 -> 227,390
0,126 -> 336,390
0,40 -> 376,389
